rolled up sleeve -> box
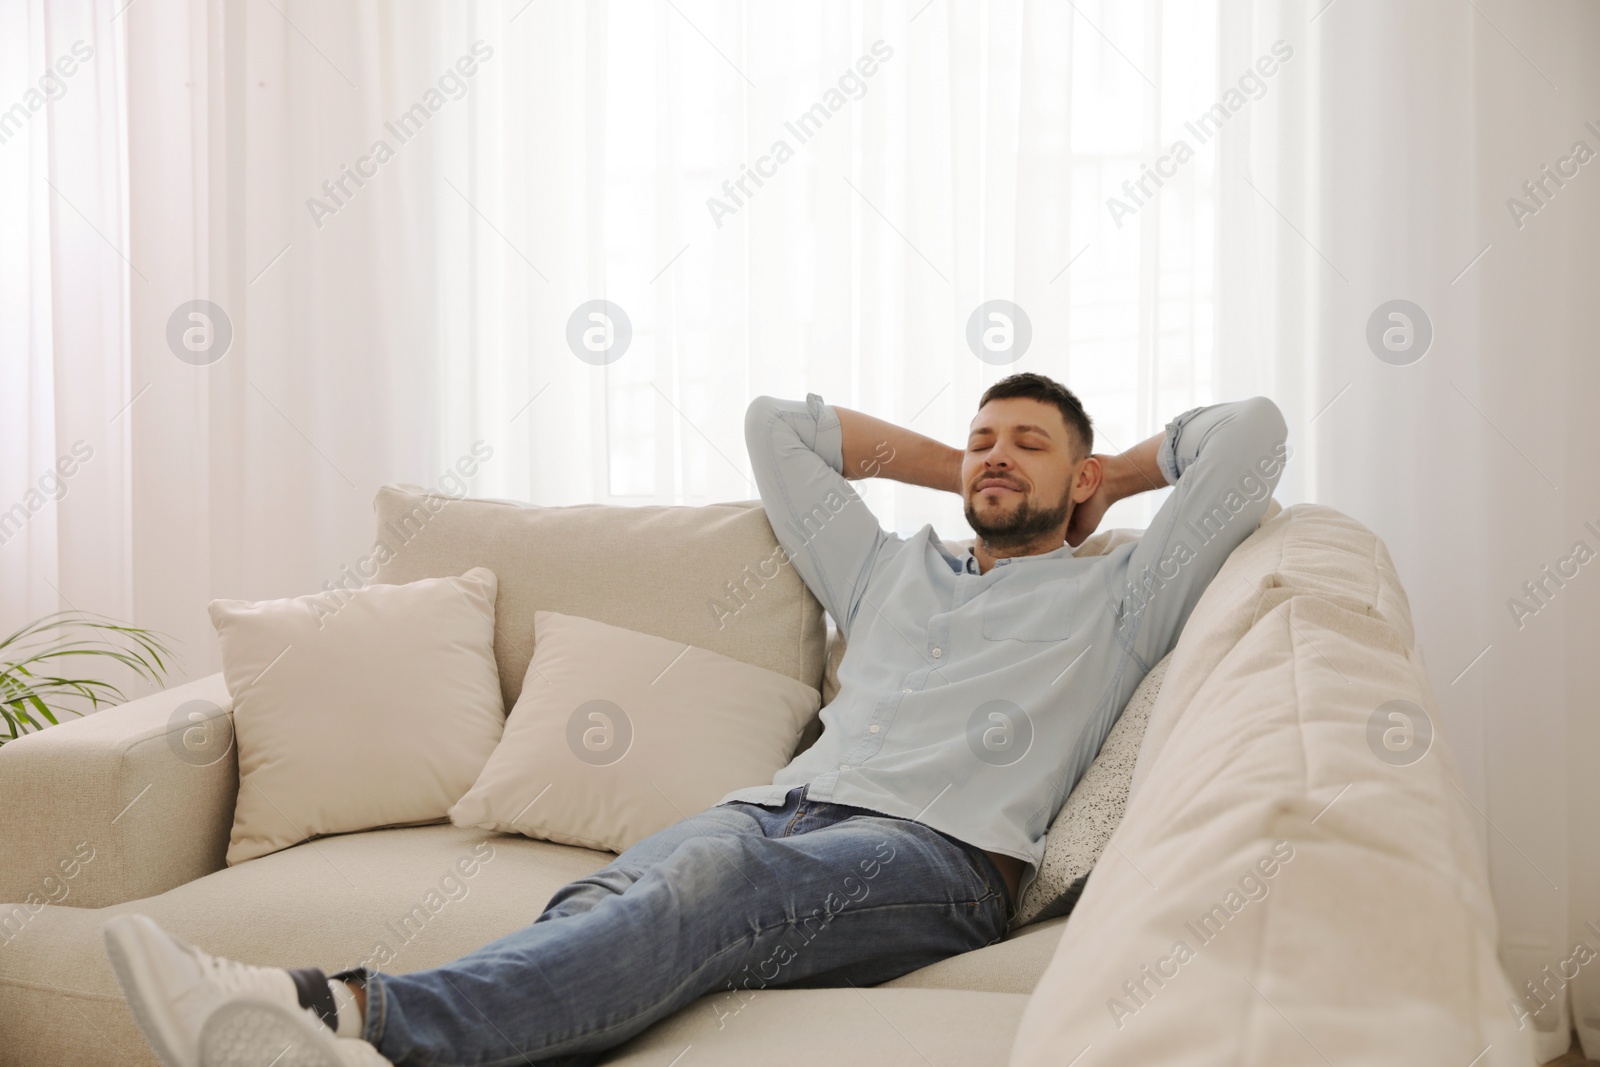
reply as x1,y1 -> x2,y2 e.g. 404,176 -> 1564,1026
1119,396 -> 1291,667
745,394 -> 891,636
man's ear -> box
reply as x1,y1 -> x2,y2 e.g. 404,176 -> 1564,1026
1072,454 -> 1103,504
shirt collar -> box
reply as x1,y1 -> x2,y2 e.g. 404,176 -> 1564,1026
960,541 -> 1074,574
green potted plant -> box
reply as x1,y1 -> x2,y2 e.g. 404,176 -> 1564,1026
0,610 -> 177,746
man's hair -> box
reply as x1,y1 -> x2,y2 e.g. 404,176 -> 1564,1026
978,372 -> 1094,458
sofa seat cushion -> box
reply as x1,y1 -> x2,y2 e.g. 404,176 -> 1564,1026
0,823 -> 609,1067
1,817 -> 1048,1067
882,915 -> 1069,994
601,987 -> 1030,1066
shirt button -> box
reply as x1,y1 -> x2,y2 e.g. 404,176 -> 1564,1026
931,647 -> 943,658
869,724 -> 880,734
839,764 -> 849,771
901,687 -> 912,694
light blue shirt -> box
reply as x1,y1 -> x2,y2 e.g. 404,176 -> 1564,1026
720,392 -> 1289,906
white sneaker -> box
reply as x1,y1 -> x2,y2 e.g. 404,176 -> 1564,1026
102,913 -> 319,1067
200,999 -> 392,1066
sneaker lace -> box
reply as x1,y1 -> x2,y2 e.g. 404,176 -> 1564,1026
199,949 -> 280,996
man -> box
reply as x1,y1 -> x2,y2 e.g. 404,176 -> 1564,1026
104,373 -> 1288,1067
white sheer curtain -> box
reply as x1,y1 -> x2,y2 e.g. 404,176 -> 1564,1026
1219,1 -> 1600,1060
446,0 -> 1227,528
5,0 -> 1225,679
0,1 -> 132,643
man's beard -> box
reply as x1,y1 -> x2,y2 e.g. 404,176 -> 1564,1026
964,483 -> 1073,553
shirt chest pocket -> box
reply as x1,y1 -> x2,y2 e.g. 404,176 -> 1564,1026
979,572 -> 1090,643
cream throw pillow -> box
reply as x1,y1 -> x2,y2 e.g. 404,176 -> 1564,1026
208,567 -> 506,865
450,610 -> 822,853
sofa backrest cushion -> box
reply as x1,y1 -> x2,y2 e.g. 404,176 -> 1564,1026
370,486 -> 826,708
1128,502 -> 1415,800
1010,502 -> 1529,1065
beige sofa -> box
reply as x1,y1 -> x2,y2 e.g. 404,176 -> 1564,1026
0,496 -> 1538,1065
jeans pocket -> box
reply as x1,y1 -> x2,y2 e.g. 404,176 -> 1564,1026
958,848 -> 1014,947
974,850 -> 1015,918
931,829 -> 1002,905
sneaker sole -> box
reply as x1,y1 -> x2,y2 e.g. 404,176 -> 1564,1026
199,998 -> 346,1067
102,914 -> 191,1067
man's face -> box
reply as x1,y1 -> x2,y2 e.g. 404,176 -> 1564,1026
962,397 -> 1083,550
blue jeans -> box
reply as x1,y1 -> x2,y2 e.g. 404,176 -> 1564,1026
330,785 -> 1013,1066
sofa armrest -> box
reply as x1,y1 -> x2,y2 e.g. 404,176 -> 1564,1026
0,672 -> 237,910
